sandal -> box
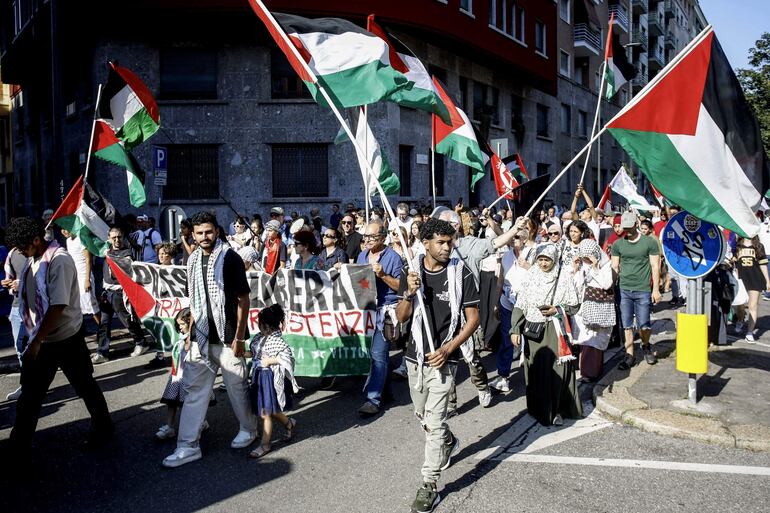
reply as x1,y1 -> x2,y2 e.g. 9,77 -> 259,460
248,444 -> 271,459
282,418 -> 297,442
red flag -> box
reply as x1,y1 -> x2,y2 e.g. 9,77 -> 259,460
597,184 -> 612,211
105,257 -> 156,319
491,153 -> 518,199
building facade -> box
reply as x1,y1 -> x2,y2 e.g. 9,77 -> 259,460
0,0 -> 707,225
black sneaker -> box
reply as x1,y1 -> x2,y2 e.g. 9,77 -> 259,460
411,482 -> 440,513
439,432 -> 461,471
618,353 -> 635,370
643,346 -> 657,365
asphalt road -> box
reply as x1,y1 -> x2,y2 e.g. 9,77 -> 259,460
2,336 -> 770,513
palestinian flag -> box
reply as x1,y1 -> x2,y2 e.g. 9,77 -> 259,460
366,15 -> 451,125
353,107 -> 400,196
649,182 -> 666,207
431,77 -> 485,191
502,154 -> 529,184
597,184 -> 613,211
50,176 -> 119,257
248,2 -> 409,109
97,62 -> 159,150
105,257 -> 156,319
92,121 -> 146,208
604,14 -> 636,99
606,28 -> 770,237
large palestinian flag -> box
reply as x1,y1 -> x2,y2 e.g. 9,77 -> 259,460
431,78 -> 485,191
50,176 -> 119,257
97,62 -> 159,150
604,14 -> 636,99
606,28 -> 770,237
366,15 -> 451,124
353,107 -> 400,196
92,121 -> 146,208
248,2 -> 409,109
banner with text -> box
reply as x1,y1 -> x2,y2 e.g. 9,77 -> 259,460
111,260 -> 378,377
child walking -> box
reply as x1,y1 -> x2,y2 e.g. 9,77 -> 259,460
248,304 -> 299,458
156,308 -> 210,439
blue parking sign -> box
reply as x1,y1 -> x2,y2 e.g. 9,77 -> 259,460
153,146 -> 167,171
661,211 -> 725,279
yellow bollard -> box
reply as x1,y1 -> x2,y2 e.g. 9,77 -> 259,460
676,312 -> 709,374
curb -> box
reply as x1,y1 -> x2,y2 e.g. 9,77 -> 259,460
592,337 -> 770,452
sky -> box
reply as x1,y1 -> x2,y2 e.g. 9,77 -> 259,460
699,0 -> 769,70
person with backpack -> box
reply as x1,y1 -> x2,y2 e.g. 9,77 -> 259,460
133,214 -> 162,263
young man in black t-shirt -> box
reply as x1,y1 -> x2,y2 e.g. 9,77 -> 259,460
396,218 -> 480,513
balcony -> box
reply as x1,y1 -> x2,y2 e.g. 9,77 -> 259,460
609,4 -> 630,33
573,23 -> 601,57
631,25 -> 648,54
664,0 -> 675,19
632,72 -> 648,92
648,43 -> 665,70
665,33 -> 678,49
648,9 -> 665,36
631,0 -> 648,14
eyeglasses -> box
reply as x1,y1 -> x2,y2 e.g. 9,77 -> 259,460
340,220 -> 353,225
323,234 -> 337,239
363,234 -> 384,240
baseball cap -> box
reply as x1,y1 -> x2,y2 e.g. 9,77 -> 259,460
620,211 -> 637,229
265,220 -> 281,232
409,208 -> 418,216
270,206 -> 284,216
137,214 -> 149,221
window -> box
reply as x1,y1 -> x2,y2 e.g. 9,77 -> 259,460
578,110 -> 588,138
160,48 -> 218,100
473,82 -> 500,126
535,20 -> 547,56
272,144 -> 328,197
536,103 -> 549,138
560,104 -> 571,134
431,155 -> 445,197
559,50 -> 571,77
488,0 -> 497,27
399,145 -> 412,197
537,163 -> 550,177
459,76 -> 469,111
271,48 -> 311,100
559,0 -> 570,23
512,4 -> 525,43
510,94 -> 523,135
164,145 -> 220,200
460,0 -> 473,14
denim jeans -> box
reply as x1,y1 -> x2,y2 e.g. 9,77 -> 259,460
365,327 -> 389,407
96,290 -> 147,355
497,305 -> 520,378
619,289 -> 652,330
9,305 -> 27,364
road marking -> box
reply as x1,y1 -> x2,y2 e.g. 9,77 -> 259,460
496,454 -> 770,476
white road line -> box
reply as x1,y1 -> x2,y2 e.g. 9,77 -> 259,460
496,454 -> 770,476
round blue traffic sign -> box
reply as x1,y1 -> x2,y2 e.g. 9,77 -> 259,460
661,211 -> 725,279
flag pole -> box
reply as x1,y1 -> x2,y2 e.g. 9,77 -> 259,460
364,106 -> 370,223
430,114 -> 437,209
579,61 -> 607,185
493,127 -> 608,219
246,0 -> 437,352
83,84 -> 104,182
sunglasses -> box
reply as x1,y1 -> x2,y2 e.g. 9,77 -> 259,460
363,234 -> 384,240
340,220 -> 353,225
323,234 -> 337,239
549,232 -> 561,236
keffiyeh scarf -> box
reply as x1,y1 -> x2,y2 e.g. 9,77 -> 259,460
18,241 -> 66,351
188,240 -> 227,372
250,330 -> 299,409
409,254 -> 473,391
514,243 -> 579,323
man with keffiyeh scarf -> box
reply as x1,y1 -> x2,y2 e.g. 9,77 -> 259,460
162,211 -> 258,468
396,218 -> 480,513
6,217 -> 112,459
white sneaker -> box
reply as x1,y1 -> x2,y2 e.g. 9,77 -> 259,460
91,353 -> 109,364
162,446 -> 202,468
5,386 -> 22,401
155,424 -> 176,440
392,361 -> 408,378
230,429 -> 257,449
478,388 -> 492,408
489,376 -> 511,393
745,332 -> 756,344
130,345 -> 149,357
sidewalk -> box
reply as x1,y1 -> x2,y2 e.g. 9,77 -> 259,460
594,293 -> 770,452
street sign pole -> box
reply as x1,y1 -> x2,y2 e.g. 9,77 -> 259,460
685,278 -> 699,404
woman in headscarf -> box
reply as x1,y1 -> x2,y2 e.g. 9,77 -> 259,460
570,239 -> 616,382
509,244 -> 583,426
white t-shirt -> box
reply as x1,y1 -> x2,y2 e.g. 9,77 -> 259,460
759,221 -> 770,257
499,250 -> 529,310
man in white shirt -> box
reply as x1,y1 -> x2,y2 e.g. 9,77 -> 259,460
132,214 -> 162,263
